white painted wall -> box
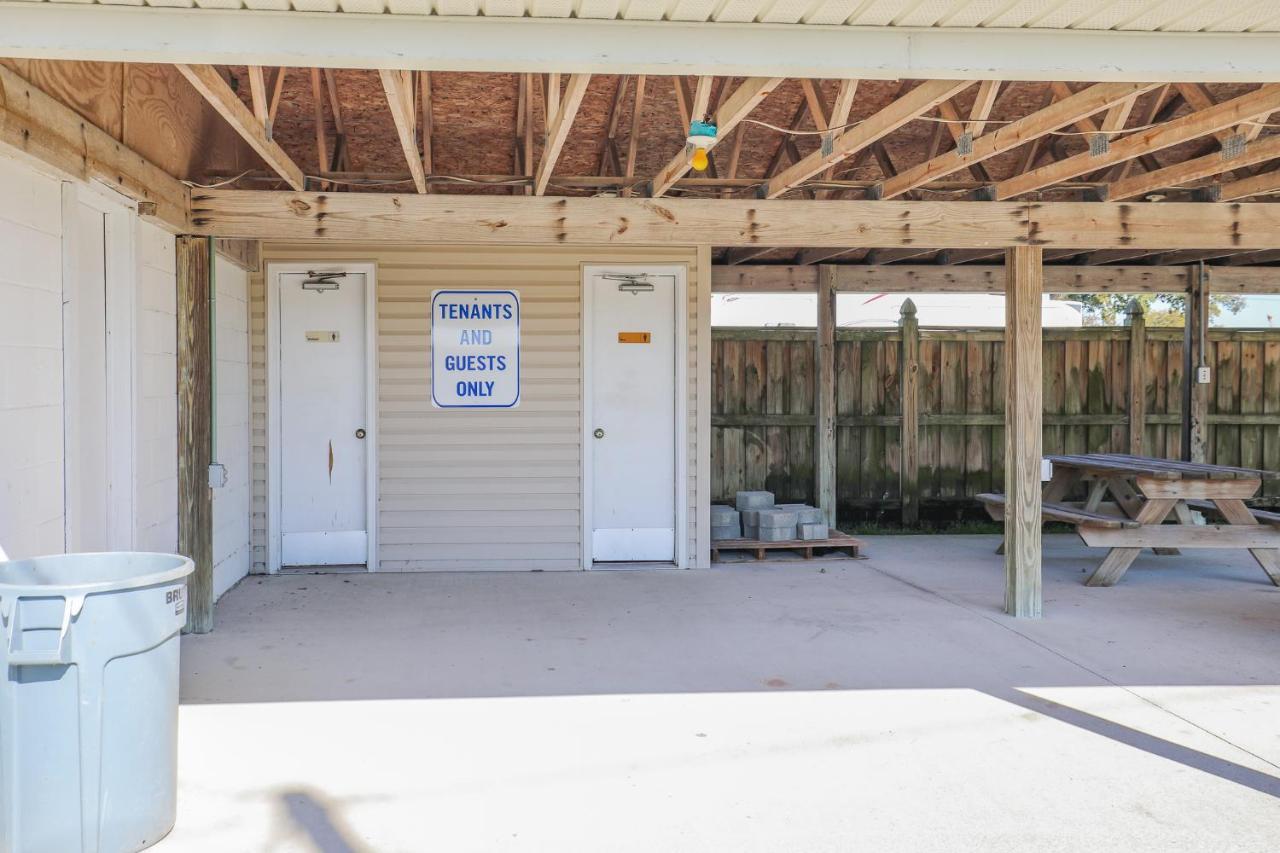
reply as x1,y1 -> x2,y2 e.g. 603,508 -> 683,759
0,156 -> 66,560
134,221 -> 179,553
0,154 -> 255,599
212,254 -> 251,598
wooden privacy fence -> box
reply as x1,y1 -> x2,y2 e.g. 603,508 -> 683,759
712,303 -> 1280,522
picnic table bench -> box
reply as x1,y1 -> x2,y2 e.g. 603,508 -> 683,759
978,453 -> 1280,587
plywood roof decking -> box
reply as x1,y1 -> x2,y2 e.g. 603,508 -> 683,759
215,69 -> 1272,205
16,0 -> 1280,32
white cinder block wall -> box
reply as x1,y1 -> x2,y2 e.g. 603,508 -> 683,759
0,154 -> 253,599
0,157 -> 66,560
212,255 -> 252,598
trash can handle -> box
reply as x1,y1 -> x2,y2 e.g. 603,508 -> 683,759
1,592 -> 85,666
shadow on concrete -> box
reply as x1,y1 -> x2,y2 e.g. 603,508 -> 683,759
277,788 -> 369,853
986,687 -> 1280,799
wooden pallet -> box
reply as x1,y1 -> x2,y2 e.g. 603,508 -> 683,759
711,530 -> 864,562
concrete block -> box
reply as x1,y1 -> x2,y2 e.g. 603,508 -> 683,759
777,504 -> 825,525
742,524 -> 759,540
711,523 -> 741,541
735,491 -> 775,512
798,523 -> 830,541
758,526 -> 796,542
755,509 -> 799,529
711,505 -> 740,525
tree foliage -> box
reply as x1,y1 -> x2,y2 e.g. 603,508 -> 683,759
1070,292 -> 1245,326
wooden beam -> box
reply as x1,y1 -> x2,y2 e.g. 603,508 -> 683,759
308,69 -> 329,190
190,192 -> 1280,250
247,66 -> 269,126
176,64 -> 306,191
1217,164 -> 1280,202
177,236 -> 214,634
379,68 -> 427,194
877,82 -> 1156,200
763,79 -> 973,199
815,265 -> 837,528
213,238 -> 261,273
534,73 -> 590,196
1107,132 -> 1280,201
0,64 -> 189,230
1126,299 -> 1146,455
268,67 -> 288,135
651,76 -> 782,198
1004,245 -> 1043,618
994,84 -> 1280,200
690,75 -> 713,124
709,263 -> 1280,293
420,71 -> 433,188
623,74 -> 646,198
899,298 -> 920,525
1183,265 -> 1210,463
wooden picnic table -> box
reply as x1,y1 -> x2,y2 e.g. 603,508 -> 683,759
979,453 -> 1280,587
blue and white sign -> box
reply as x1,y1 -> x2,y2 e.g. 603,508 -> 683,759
431,289 -> 521,408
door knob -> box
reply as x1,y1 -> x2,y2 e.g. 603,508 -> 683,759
355,428 -> 367,439
593,428 -> 605,439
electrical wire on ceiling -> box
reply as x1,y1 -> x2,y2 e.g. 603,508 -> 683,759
737,115 -> 1280,139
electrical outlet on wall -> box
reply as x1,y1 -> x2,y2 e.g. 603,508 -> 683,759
1197,366 -> 1212,384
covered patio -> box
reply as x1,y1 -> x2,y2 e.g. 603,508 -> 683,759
167,535 -> 1280,851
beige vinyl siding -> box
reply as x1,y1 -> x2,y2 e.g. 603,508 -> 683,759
250,243 -> 706,572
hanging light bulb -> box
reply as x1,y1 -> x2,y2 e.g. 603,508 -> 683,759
687,119 -> 717,173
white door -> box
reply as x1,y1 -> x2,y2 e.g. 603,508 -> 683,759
588,269 -> 678,562
277,271 -> 369,567
64,201 -> 110,552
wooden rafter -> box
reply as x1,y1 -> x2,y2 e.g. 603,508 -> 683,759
1107,132 -> 1280,201
379,68 -> 427,194
268,68 -> 287,137
876,83 -> 1156,200
308,68 -> 328,190
622,75 -> 647,197
1218,164 -> 1280,202
762,79 -> 973,199
534,73 -> 591,196
248,66 -> 268,126
650,76 -> 781,198
522,73 -> 536,194
176,64 -> 306,191
420,71 -> 433,191
599,74 -> 630,176
994,84 -> 1280,200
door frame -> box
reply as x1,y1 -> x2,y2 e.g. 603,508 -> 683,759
580,263 -> 688,570
265,261 -> 379,573
60,180 -> 138,552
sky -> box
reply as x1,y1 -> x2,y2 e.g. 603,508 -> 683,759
1225,295 -> 1280,328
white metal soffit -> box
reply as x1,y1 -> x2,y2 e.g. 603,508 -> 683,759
8,0 -> 1280,31
5,2 -> 1280,81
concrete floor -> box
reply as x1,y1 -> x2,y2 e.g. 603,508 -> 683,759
163,534 -> 1280,852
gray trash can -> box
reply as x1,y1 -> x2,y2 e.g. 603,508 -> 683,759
1,552 -> 194,853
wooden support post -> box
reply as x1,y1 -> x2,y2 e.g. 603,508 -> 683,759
1182,264 -> 1210,463
899,298 -> 920,525
1004,246 -> 1043,618
1126,298 -> 1147,455
815,265 -> 837,527
177,236 -> 214,634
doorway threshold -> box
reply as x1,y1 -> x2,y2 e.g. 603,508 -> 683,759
279,564 -> 368,575
589,562 -> 681,572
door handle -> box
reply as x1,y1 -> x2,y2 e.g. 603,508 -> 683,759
593,428 -> 605,439
355,428 -> 367,440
